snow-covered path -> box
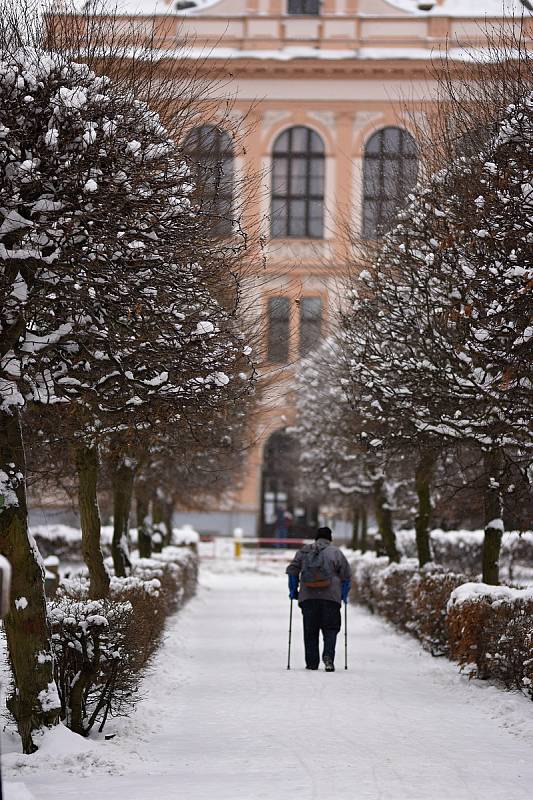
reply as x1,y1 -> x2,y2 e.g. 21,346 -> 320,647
5,563 -> 533,800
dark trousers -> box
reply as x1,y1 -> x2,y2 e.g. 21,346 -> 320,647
300,599 -> 341,669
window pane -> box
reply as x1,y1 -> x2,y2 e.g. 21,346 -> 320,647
363,200 -> 378,239
270,296 -> 289,319
300,297 -> 322,356
271,198 -> 288,237
363,159 -> 380,197
268,297 -> 290,363
365,131 -> 382,155
272,168 -> 288,195
289,199 -> 305,237
309,158 -> 324,179
291,127 -> 308,153
381,199 -> 396,222
308,216 -> 323,238
402,135 -> 417,157
289,159 -> 307,195
403,157 -> 418,187
309,158 -> 324,196
383,159 -> 400,193
301,297 -> 322,319
308,175 -> 322,196
219,169 -> 234,196
310,131 -> 324,153
273,130 -> 290,153
383,127 -> 400,153
308,199 -> 323,221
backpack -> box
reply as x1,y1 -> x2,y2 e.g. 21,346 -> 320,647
300,545 -> 333,589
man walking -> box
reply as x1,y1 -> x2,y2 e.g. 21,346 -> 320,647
286,526 -> 351,672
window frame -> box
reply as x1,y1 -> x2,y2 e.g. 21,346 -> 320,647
362,126 -> 418,240
299,296 -> 323,357
183,124 -> 234,236
266,296 -> 291,364
271,126 -> 325,240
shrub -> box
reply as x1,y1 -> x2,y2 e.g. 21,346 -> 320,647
390,528 -> 533,579
406,567 -> 468,655
349,552 -> 533,699
351,554 -> 467,654
49,547 -> 198,736
350,552 -> 390,612
447,584 -> 533,696
49,596 -> 136,736
373,560 -> 419,627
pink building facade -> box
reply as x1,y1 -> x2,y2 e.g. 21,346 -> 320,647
74,0 -> 533,535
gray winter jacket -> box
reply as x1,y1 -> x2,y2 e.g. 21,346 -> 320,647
286,538 -> 351,605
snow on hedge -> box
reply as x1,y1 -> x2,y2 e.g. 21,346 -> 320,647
31,522 -> 199,546
448,581 -> 533,608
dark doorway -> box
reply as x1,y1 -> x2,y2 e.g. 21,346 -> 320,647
260,430 -> 318,540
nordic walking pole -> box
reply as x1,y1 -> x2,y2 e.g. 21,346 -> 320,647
287,598 -> 293,670
344,601 -> 348,670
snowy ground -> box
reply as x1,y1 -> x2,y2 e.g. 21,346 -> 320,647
4,556 -> 533,800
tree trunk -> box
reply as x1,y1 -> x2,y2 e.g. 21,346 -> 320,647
360,504 -> 368,554
136,480 -> 152,559
0,408 -> 60,753
111,459 -> 136,577
350,505 -> 360,550
372,475 -> 399,563
162,499 -> 174,547
151,493 -> 164,553
481,449 -> 504,586
414,447 -> 438,568
74,444 -> 109,599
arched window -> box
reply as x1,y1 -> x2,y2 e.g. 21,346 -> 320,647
183,124 -> 234,236
362,127 -> 418,239
271,126 -> 325,239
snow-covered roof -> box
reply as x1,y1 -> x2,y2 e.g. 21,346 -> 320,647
143,44 -> 522,61
64,0 -> 217,13
64,0 -> 531,17
385,0 -> 529,16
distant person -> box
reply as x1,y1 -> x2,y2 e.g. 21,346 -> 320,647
286,526 -> 351,672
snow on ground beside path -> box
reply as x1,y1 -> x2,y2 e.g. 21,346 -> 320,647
4,560 -> 533,800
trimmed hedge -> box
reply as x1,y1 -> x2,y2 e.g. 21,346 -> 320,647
350,553 -> 468,655
31,523 -> 199,561
49,547 -> 198,736
447,583 -> 533,697
392,529 -> 533,579
349,552 -> 533,696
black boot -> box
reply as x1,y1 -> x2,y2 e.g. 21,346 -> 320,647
323,656 -> 335,672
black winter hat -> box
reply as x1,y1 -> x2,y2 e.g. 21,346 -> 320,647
315,526 -> 332,541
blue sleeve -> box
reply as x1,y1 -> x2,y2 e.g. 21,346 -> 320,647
288,574 -> 299,599
341,579 -> 351,604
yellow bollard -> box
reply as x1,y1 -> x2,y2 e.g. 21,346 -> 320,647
233,527 -> 243,559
